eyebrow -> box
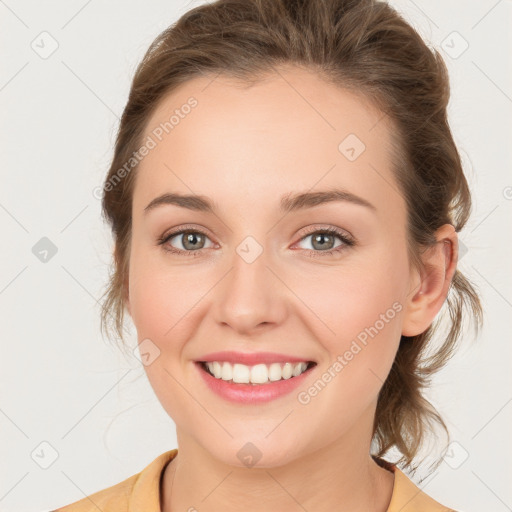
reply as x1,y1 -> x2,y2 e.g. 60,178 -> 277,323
143,188 -> 377,215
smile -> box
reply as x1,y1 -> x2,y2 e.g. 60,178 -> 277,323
202,361 -> 315,385
195,360 -> 317,404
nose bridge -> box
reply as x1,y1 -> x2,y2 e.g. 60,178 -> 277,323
214,235 -> 286,333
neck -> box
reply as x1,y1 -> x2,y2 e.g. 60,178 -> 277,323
161,412 -> 394,512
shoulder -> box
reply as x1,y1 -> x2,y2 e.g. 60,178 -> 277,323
51,449 -> 178,512
52,474 -> 137,512
388,465 -> 458,512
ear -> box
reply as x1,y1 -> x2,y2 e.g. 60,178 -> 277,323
401,224 -> 458,337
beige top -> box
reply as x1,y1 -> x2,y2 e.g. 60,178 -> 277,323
53,449 -> 456,511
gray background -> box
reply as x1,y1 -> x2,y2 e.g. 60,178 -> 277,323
1,1 -> 511,511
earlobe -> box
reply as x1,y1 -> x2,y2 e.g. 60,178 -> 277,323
401,224 -> 458,337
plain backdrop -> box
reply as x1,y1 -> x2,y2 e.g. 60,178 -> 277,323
1,1 -> 511,511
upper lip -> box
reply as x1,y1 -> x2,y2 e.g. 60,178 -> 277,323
196,351 -> 316,366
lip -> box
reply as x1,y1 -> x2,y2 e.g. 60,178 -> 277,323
195,360 -> 317,404
196,351 -> 316,366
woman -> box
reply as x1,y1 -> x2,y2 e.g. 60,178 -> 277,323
54,0 -> 483,510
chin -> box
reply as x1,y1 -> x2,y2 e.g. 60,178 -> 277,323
199,434 -> 307,470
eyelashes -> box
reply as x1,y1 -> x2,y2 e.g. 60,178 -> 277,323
296,226 -> 356,258
157,224 -> 356,258
158,227 -> 214,257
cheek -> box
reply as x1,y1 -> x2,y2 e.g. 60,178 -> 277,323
320,283 -> 402,385
295,278 -> 403,436
295,254 -> 405,398
127,250 -> 216,382
297,257 -> 406,349
128,243 -> 200,337
127,255 -> 201,420
128,266 -> 171,338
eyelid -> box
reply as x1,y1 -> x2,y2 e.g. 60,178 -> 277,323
295,224 -> 354,242
160,223 -> 214,241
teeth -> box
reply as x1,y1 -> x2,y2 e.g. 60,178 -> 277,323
204,361 -> 310,384
268,362 -> 282,381
283,362 -> 293,379
233,363 -> 250,383
250,364 -> 267,384
212,361 -> 222,379
221,362 -> 232,381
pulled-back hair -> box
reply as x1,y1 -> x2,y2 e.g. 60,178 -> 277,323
98,0 -> 483,472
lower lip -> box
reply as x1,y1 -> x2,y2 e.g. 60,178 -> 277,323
195,362 -> 316,404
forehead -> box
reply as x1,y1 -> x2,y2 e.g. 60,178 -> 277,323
133,66 -> 401,219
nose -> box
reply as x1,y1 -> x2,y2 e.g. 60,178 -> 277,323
212,247 -> 288,336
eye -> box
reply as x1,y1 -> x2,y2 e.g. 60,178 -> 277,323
294,226 -> 356,258
157,225 -> 215,257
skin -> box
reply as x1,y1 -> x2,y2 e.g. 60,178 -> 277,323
124,64 -> 458,512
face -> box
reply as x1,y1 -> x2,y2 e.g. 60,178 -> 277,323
126,65 -> 416,468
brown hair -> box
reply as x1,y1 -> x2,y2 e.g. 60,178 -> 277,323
98,0 -> 483,472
